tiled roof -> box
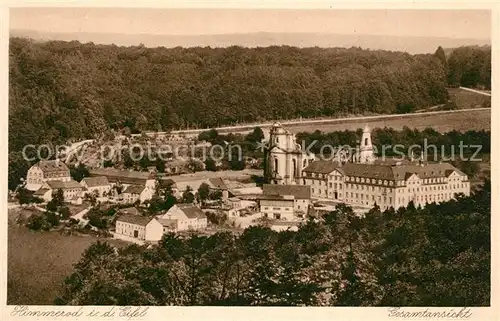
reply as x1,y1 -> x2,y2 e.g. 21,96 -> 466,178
342,163 -> 396,181
174,180 -> 208,192
302,160 -> 341,174
208,177 -> 228,190
118,207 -> 140,216
158,178 -> 176,188
259,194 -> 295,201
177,204 -> 206,219
89,169 -> 155,184
81,176 -> 110,187
116,214 -> 153,226
34,188 -> 49,196
232,187 -> 263,195
341,162 -> 466,181
123,185 -> 146,194
36,160 -> 70,173
46,180 -> 83,190
263,184 -> 311,199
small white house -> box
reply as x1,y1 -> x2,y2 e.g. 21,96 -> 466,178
122,185 -> 153,204
33,187 -> 51,202
38,180 -> 84,203
115,215 -> 164,242
156,204 -> 207,232
81,176 -> 111,197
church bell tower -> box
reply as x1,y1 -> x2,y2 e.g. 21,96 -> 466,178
359,125 -> 375,164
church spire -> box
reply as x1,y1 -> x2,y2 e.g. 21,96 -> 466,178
359,124 -> 375,164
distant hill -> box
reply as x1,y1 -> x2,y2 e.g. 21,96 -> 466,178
10,29 -> 490,54
443,44 -> 491,57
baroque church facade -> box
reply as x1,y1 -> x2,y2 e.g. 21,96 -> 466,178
263,122 -> 316,185
264,122 -> 470,211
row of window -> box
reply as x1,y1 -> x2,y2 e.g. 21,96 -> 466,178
46,172 -> 70,177
346,177 -> 393,186
311,188 -> 326,195
400,193 -> 454,204
406,183 -> 466,193
348,193 -> 392,204
27,179 -> 43,184
262,213 -> 283,219
29,172 -> 44,177
346,184 -> 387,192
263,206 -> 292,211
317,182 -> 468,194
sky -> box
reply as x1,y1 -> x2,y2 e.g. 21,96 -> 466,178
10,8 -> 491,40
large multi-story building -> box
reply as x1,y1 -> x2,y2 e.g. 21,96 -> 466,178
25,159 -> 71,191
265,123 -> 470,211
303,160 -> 470,210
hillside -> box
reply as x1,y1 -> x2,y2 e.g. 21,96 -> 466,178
9,37 -> 451,152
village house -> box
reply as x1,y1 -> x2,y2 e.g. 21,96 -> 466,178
115,215 -> 164,242
260,184 -> 312,220
88,168 -> 156,190
224,196 -> 257,217
156,204 -> 207,232
80,176 -> 111,197
259,195 -> 296,220
117,206 -> 141,216
121,185 -> 154,204
25,159 -> 71,191
36,180 -> 84,203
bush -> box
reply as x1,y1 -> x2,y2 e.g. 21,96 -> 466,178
59,206 -> 71,219
205,211 -> 228,225
45,211 -> 60,227
26,214 -> 51,231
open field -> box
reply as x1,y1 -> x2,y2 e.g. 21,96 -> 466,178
449,87 -> 491,109
287,108 -> 490,134
164,108 -> 490,138
7,210 -> 128,305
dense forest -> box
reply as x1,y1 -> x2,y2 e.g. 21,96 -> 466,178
296,127 -> 491,156
444,46 -> 491,89
10,37 -> 454,152
56,181 -> 490,306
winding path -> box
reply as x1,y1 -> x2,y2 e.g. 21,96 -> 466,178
459,87 -> 491,97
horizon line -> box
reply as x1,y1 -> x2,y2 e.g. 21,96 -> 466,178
10,28 -> 492,42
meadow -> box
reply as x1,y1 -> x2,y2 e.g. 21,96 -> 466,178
7,209 -> 127,305
286,108 -> 490,134
447,87 -> 491,109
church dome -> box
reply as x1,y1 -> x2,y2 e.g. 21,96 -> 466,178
270,122 -> 286,134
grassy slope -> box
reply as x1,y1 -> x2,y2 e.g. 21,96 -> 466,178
7,210 -> 127,305
447,87 -> 490,109
287,109 -> 490,134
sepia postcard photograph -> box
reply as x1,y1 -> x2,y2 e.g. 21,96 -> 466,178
1,2 -> 498,320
